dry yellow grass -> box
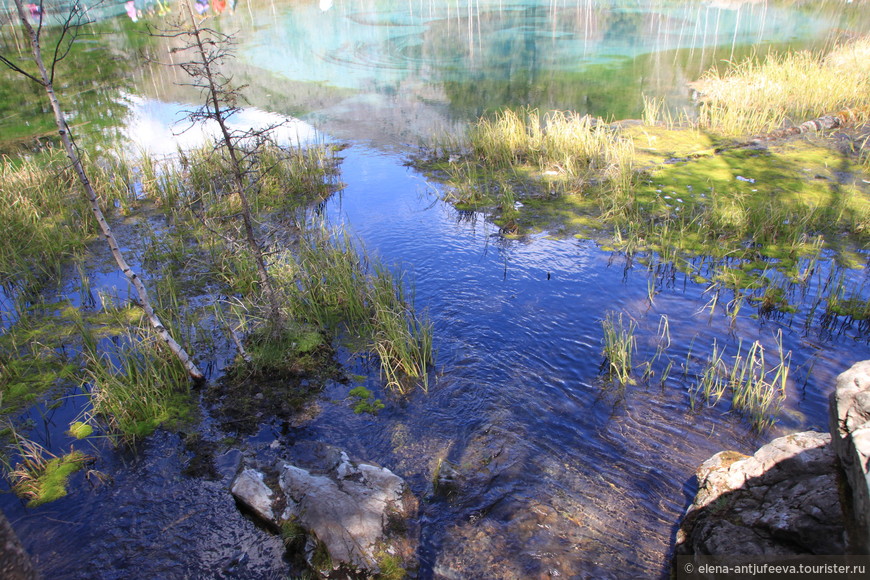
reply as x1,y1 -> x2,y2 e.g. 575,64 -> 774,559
693,36 -> 870,134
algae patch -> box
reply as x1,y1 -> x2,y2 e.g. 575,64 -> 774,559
68,421 -> 93,440
10,449 -> 90,507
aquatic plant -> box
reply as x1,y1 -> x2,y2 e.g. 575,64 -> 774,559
236,317 -> 326,377
0,307 -> 81,419
0,151 -> 96,288
690,331 -> 791,431
5,433 -> 89,507
370,268 -> 433,394
283,229 -> 433,393
469,108 -> 636,192
641,95 -> 684,129
374,552 -> 407,580
348,386 -> 385,415
150,7 -> 345,325
639,315 -> 673,384
601,311 -> 637,386
82,321 -> 193,443
2,0 -> 204,379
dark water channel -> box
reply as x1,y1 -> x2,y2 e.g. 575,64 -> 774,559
2,0 -> 870,578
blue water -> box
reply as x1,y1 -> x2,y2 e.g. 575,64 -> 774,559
2,0 -> 870,578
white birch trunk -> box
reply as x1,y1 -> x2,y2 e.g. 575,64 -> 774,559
12,0 -> 204,381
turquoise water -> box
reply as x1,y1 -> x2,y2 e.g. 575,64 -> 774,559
230,0 -> 864,141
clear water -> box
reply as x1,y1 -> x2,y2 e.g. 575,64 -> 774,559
2,0 -> 870,578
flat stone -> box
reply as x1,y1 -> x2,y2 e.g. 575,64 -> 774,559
230,442 -> 417,576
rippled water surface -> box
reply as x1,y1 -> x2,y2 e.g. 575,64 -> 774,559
2,0 -> 870,578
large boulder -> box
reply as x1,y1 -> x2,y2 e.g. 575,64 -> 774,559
830,359 -> 870,553
675,431 -> 845,557
231,442 -> 417,577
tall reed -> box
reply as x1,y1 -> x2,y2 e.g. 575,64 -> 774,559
690,331 -> 790,431
601,311 -> 637,386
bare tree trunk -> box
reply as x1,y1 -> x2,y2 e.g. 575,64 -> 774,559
11,0 -> 204,381
183,3 -> 283,325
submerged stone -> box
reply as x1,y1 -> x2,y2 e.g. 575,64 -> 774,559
230,442 -> 417,576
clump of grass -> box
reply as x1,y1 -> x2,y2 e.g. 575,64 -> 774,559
375,552 -> 407,580
283,230 -> 433,394
280,518 -> 307,549
369,265 -> 432,393
0,150 -> 96,287
470,108 -> 636,191
693,37 -> 870,135
423,108 -> 638,236
600,311 -> 637,386
166,140 -> 340,220
82,323 -> 193,443
6,434 -> 89,507
641,94 -> 686,129
690,331 -> 790,431
289,231 -> 371,329
639,315 -> 673,384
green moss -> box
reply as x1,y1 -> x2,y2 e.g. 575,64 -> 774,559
376,553 -> 407,580
625,125 -> 716,168
19,450 -> 88,507
68,421 -> 93,440
349,386 -> 385,415
242,323 -> 327,375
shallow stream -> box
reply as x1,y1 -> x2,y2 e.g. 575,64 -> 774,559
2,0 -> 870,578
